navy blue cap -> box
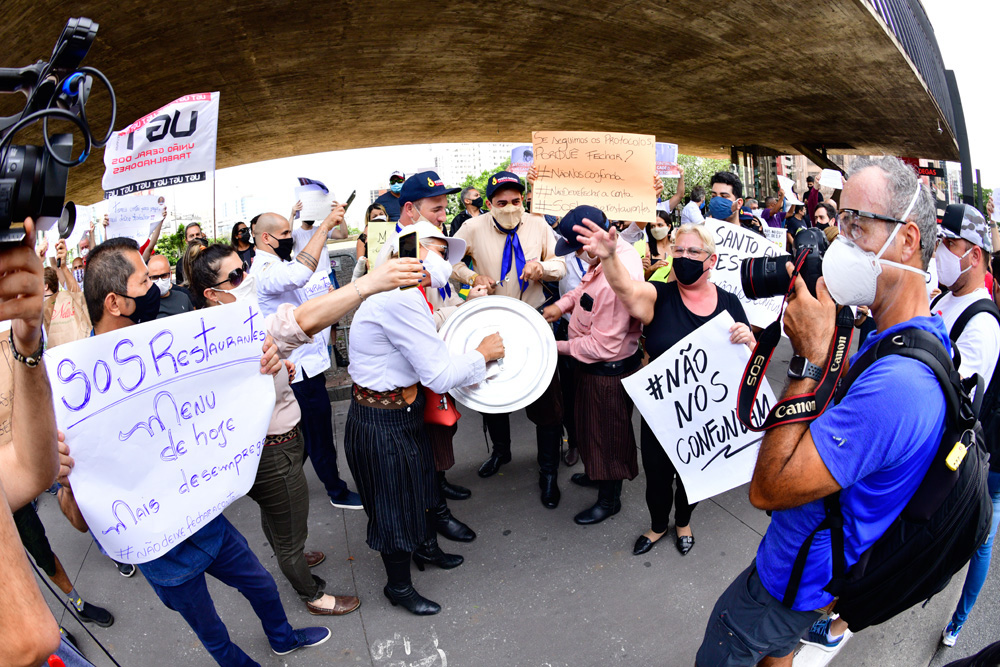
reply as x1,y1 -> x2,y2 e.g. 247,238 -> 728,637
554,205 -> 609,256
485,171 -> 525,200
398,170 -> 461,206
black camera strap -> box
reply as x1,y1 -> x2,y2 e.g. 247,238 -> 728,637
736,253 -> 856,432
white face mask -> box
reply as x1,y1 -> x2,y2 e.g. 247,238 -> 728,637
821,183 -> 926,306
650,226 -> 670,241
213,273 -> 257,303
925,257 -> 939,298
579,249 -> 600,265
371,215 -> 388,222
422,249 -> 453,289
493,204 -> 524,230
154,277 -> 172,295
934,243 -> 972,288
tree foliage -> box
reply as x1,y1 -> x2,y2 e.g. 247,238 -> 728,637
154,225 -> 228,265
446,158 -> 513,218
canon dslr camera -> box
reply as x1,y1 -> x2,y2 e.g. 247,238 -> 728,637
740,227 -> 828,299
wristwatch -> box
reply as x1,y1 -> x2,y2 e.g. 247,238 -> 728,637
787,355 -> 823,381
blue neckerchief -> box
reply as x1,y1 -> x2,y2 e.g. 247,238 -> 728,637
575,256 -> 585,274
494,220 -> 527,292
438,284 -> 452,300
395,222 -> 402,234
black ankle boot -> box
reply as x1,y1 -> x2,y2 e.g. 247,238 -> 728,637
433,499 -> 476,542
383,584 -> 441,615
438,471 -> 471,500
574,480 -> 623,525
539,472 -> 561,509
537,425 -> 561,509
413,534 -> 464,571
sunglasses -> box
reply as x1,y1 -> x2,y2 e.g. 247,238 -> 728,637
389,177 -> 404,184
211,267 -> 246,288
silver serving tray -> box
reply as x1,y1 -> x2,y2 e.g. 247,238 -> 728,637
439,295 -> 557,414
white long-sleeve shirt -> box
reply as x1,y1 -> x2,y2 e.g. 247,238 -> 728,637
253,251 -> 330,382
348,287 -> 486,393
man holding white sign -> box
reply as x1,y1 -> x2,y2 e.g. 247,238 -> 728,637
57,237 -> 333,664
574,220 -> 755,558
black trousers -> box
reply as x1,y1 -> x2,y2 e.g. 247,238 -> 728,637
640,417 -> 697,532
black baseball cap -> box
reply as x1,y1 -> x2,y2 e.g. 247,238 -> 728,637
554,205 -> 609,256
398,170 -> 461,206
485,171 -> 525,200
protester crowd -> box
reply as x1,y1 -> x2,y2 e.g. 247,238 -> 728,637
6,155 -> 1000,667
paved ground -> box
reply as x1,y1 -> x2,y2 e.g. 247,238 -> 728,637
31,337 -> 997,667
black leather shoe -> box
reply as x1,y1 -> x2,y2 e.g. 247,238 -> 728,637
438,472 -> 471,500
574,499 -> 622,525
539,473 -> 560,509
632,534 -> 665,556
570,472 -> 599,487
413,537 -> 464,571
383,585 -> 441,615
676,535 -> 695,556
478,452 -> 512,478
433,501 -> 476,543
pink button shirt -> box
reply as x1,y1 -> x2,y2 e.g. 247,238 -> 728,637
554,238 -> 643,364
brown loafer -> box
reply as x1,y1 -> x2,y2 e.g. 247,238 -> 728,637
305,551 -> 325,568
306,594 -> 361,616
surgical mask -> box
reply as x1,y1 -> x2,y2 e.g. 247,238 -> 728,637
650,226 -> 670,241
389,182 -> 403,194
821,182 -> 926,306
673,257 -> 706,285
579,250 -> 599,265
73,268 -> 85,284
708,196 -> 735,221
493,204 -> 524,230
154,277 -> 172,295
213,272 -> 257,303
268,236 -> 294,262
934,243 -> 972,288
422,249 -> 453,289
470,197 -> 483,209
120,284 -> 161,324
925,258 -> 939,298
371,214 -> 388,222
80,247 -> 89,258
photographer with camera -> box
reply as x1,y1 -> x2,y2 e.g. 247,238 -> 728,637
696,157 -> 943,666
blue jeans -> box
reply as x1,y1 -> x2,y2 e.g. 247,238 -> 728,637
291,371 -> 348,500
147,524 -> 297,666
952,470 -> 1000,625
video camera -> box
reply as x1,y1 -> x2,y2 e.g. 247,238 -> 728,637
739,227 -> 829,300
0,17 -> 115,245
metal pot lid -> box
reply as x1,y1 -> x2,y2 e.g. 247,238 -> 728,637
439,295 -> 557,414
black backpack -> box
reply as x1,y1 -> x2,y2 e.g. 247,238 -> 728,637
782,327 -> 993,632
931,293 -> 1000,472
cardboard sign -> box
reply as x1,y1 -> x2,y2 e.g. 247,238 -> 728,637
655,142 -> 680,178
707,220 -> 785,329
107,195 -> 163,244
531,130 -> 657,223
102,92 -> 220,197
45,303 -> 275,564
510,145 -> 534,176
367,220 -> 393,262
622,312 -> 776,503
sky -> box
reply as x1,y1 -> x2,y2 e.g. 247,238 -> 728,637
921,0 -> 1000,188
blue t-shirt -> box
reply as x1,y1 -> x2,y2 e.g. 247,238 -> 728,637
756,316 -> 950,610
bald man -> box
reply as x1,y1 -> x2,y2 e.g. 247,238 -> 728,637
148,254 -> 193,319
253,208 -> 363,510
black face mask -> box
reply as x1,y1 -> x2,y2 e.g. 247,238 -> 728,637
119,284 -> 161,324
469,197 -> 483,209
268,236 -> 294,261
672,256 -> 706,286
238,229 -> 250,242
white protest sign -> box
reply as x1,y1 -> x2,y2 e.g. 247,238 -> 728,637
622,312 -> 776,503
655,142 -> 680,178
45,303 -> 276,564
302,272 -> 333,300
708,220 -> 785,330
102,92 -> 220,197
763,225 -> 785,250
510,145 -> 533,176
820,169 -> 844,190
777,175 -> 804,205
294,185 -> 336,222
107,195 -> 162,244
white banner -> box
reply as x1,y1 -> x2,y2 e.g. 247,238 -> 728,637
622,312 -> 776,503
708,220 -> 785,329
102,92 -> 220,197
107,195 -> 163,244
45,303 -> 275,564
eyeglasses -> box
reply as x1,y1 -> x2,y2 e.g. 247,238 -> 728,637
422,242 -> 449,260
837,208 -> 905,242
671,245 -> 710,259
211,267 -> 246,288
149,272 -> 171,281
